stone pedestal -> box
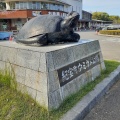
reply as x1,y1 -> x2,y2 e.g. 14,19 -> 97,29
0,40 -> 105,110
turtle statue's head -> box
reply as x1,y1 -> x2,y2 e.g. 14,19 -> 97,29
61,11 -> 80,30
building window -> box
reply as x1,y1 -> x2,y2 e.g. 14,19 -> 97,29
41,2 -> 49,9
58,5 -> 61,10
10,2 -> 15,9
54,4 -> 58,10
15,2 -> 19,9
10,1 -> 65,11
15,2 -> 28,9
28,2 -> 32,9
32,2 -> 36,9
64,5 -> 68,12
60,5 -> 64,11
36,2 -> 41,9
49,4 -> 54,10
19,2 -> 24,9
23,2 -> 27,9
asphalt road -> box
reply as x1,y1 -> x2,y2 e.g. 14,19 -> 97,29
77,31 -> 120,120
78,31 -> 120,62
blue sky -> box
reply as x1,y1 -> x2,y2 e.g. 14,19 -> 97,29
83,0 -> 120,16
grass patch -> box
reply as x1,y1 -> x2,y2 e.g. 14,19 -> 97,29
0,87 -> 49,120
0,65 -> 16,89
0,60 -> 120,120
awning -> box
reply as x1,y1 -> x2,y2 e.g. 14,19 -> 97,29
79,19 -> 92,22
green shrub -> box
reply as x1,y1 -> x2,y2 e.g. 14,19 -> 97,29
99,30 -> 120,36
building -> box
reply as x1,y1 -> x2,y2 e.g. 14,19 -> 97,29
0,0 -> 84,31
79,10 -> 92,30
0,0 -> 113,31
61,0 -> 82,19
91,19 -> 113,28
0,0 -> 71,31
79,10 -> 113,30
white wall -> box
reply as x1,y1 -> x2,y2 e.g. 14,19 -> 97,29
61,0 -> 82,19
6,2 -> 10,10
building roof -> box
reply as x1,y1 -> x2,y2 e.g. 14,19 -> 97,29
92,19 -> 113,23
82,10 -> 92,15
80,19 -> 92,22
2,0 -> 71,6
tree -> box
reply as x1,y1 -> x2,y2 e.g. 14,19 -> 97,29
109,15 -> 120,23
92,12 -> 110,21
92,12 -> 120,23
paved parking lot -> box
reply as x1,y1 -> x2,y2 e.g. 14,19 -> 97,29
78,31 -> 120,62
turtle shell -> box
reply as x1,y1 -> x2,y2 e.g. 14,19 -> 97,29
16,15 -> 63,39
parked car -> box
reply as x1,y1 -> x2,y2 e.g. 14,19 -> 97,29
0,32 -> 13,40
102,26 -> 120,30
95,26 -> 105,32
95,24 -> 113,32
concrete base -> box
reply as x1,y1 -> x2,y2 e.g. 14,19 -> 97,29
0,40 -> 105,110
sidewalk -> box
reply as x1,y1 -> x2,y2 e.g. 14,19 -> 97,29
84,77 -> 120,120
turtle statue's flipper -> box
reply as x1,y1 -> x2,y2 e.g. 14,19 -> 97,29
72,33 -> 80,42
65,33 -> 80,42
16,34 -> 47,45
37,33 -> 48,45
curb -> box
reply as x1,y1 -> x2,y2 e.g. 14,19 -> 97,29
98,33 -> 120,38
61,65 -> 120,120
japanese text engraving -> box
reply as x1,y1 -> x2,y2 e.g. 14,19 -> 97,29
57,53 -> 100,86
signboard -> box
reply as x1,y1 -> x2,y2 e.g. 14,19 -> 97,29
57,53 -> 100,87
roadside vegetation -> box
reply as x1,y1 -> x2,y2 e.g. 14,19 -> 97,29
0,60 -> 120,120
99,30 -> 120,36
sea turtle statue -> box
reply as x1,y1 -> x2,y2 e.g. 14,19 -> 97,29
15,11 -> 80,46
